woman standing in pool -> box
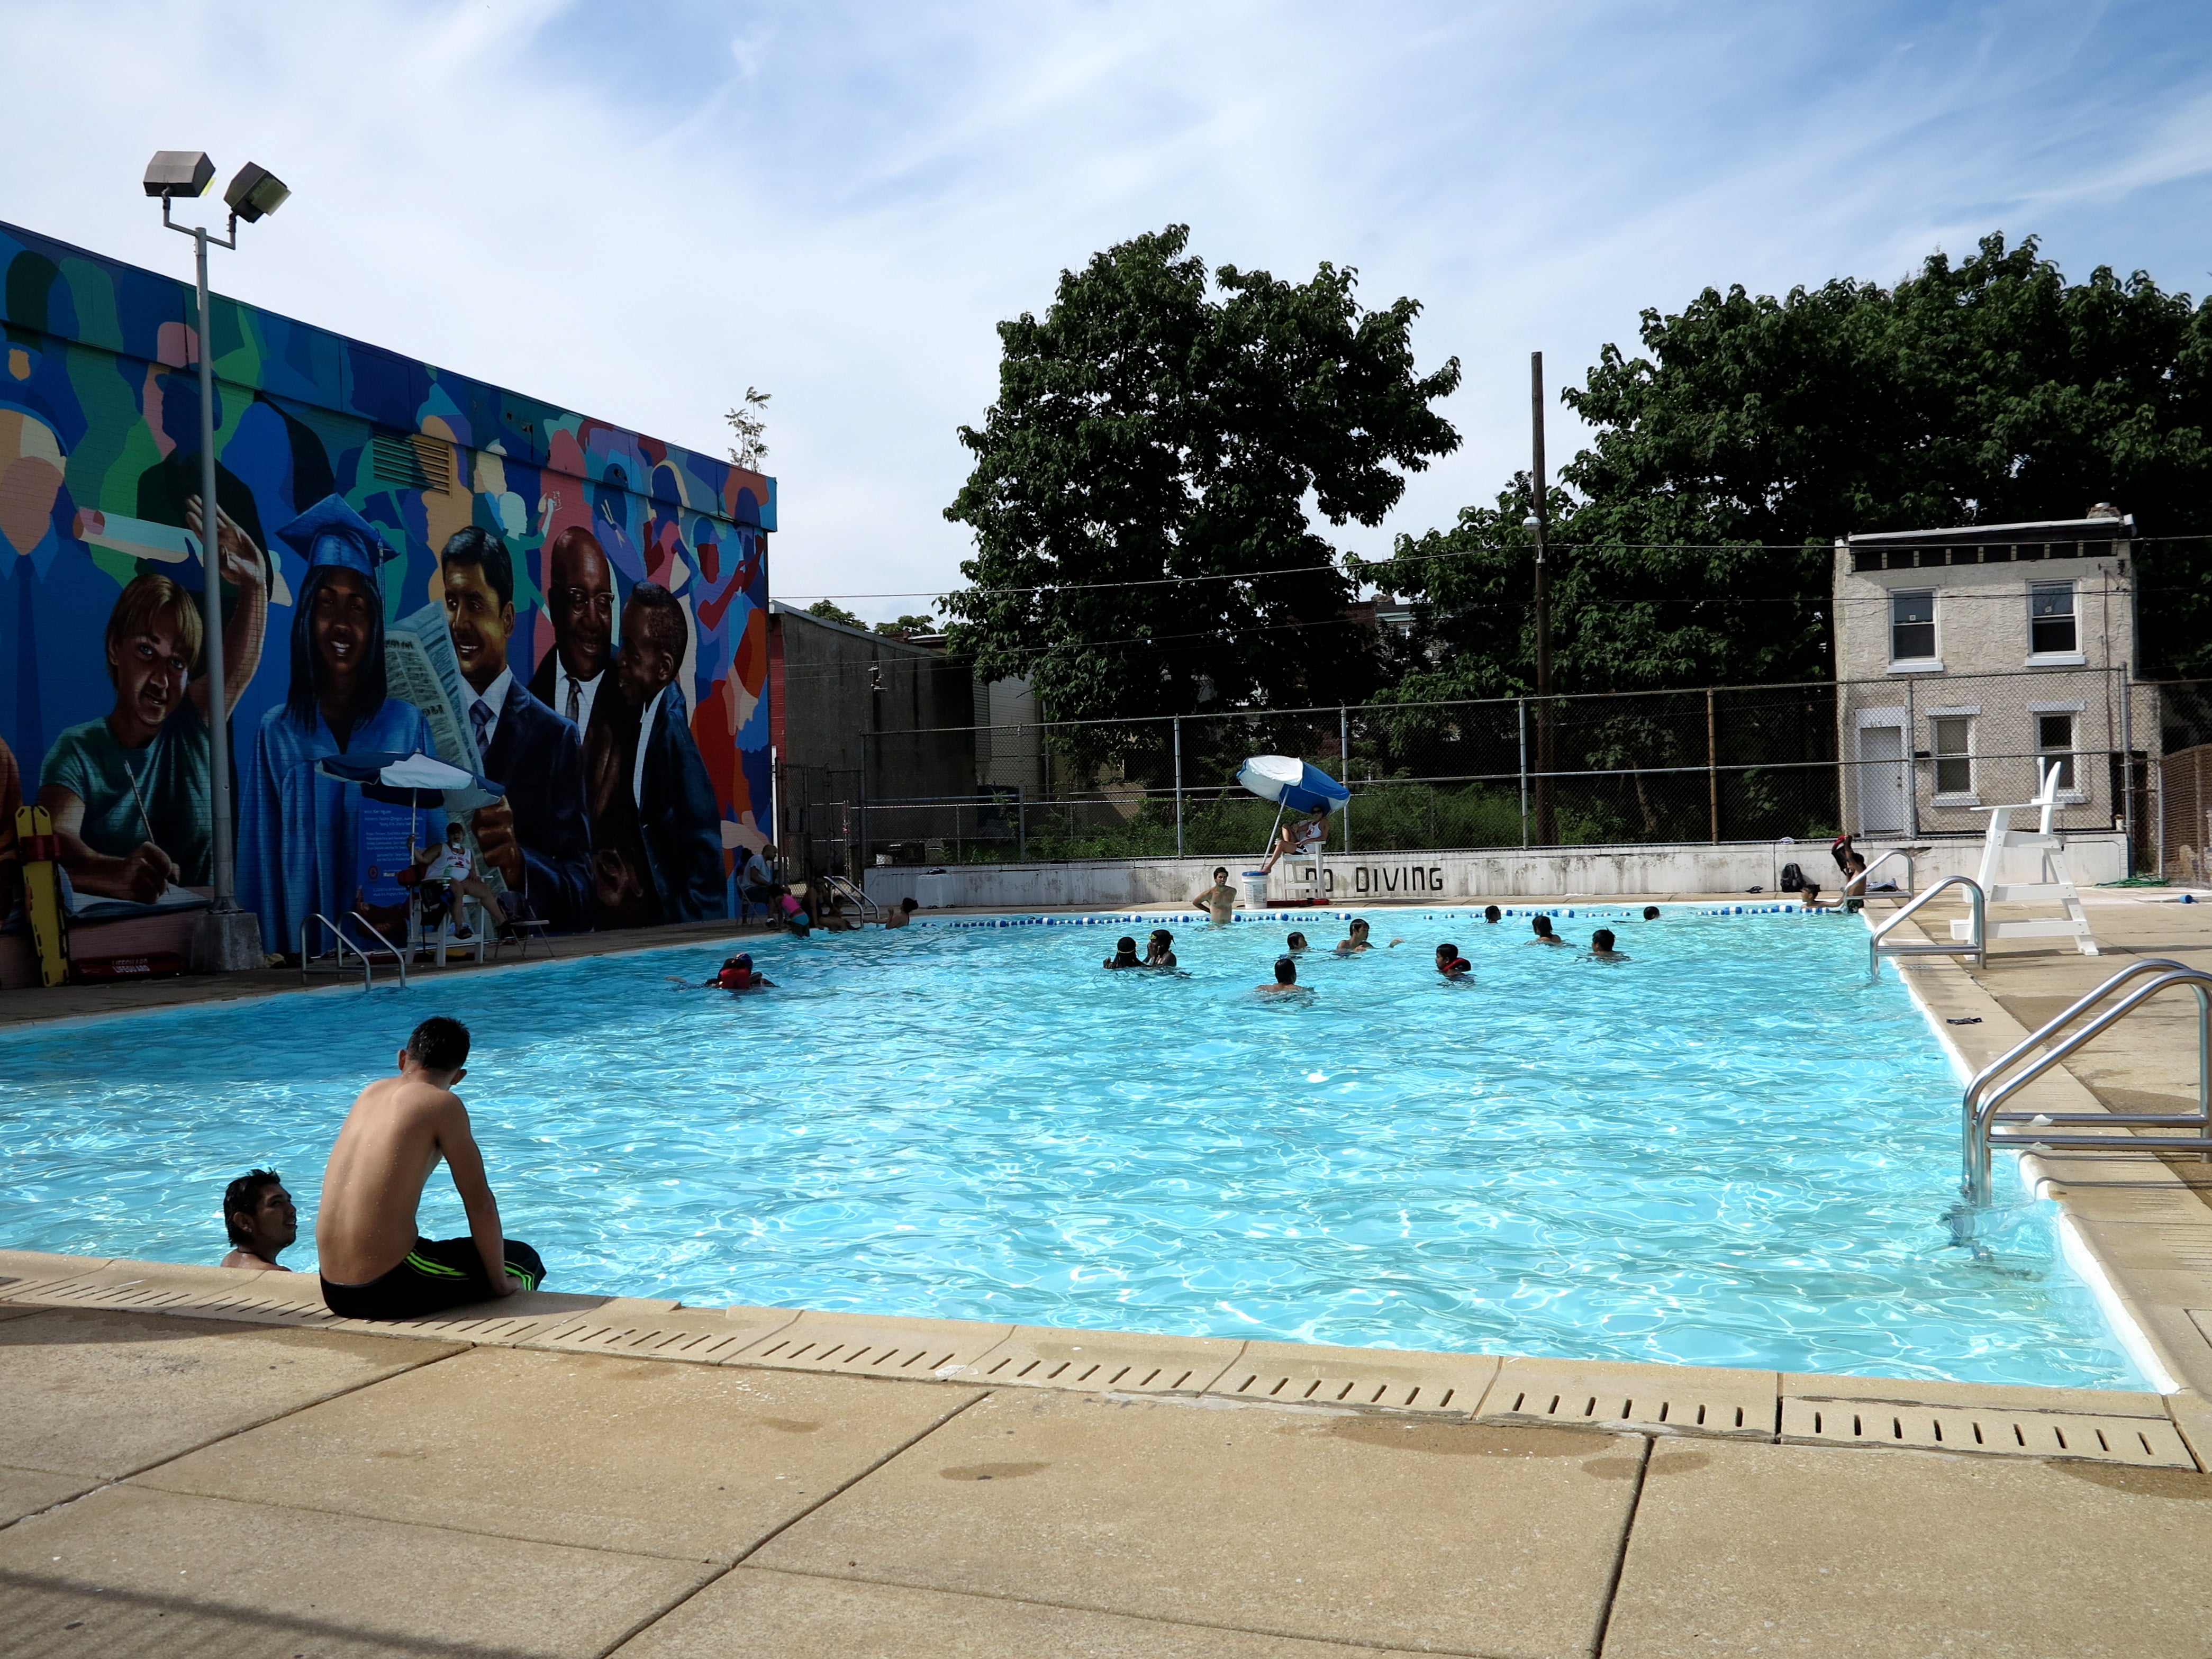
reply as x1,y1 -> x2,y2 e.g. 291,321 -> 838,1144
239,497 -> 439,956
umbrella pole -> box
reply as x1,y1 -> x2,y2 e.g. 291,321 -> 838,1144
1261,800 -> 1286,867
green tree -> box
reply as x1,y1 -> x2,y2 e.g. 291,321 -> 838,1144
1367,233 -> 2212,692
805,599 -> 865,629
944,225 -> 1461,776
875,613 -> 937,637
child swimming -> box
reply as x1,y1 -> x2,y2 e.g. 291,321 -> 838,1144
1529,915 -> 1567,946
1256,955 -> 1310,996
1434,942 -> 1472,978
1104,936 -> 1143,969
1144,928 -> 1178,967
1585,929 -> 1629,962
1334,919 -> 1374,955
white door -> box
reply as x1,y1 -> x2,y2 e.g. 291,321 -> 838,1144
1857,724 -> 1908,835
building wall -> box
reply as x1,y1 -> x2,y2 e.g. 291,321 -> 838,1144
1832,538 -> 2147,839
0,219 -> 773,952
768,603 -> 974,805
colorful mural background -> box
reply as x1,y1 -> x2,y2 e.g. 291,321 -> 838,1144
0,219 -> 773,957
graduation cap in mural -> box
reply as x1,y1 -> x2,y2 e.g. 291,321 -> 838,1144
274,494 -> 401,587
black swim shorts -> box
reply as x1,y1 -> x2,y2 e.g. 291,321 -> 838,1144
321,1235 -> 546,1320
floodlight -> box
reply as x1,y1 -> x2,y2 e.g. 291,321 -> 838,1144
223,162 -> 291,223
143,150 -> 216,199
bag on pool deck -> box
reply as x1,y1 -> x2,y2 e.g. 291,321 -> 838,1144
1779,862 -> 1806,892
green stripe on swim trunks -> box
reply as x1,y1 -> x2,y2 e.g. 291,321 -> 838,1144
503,1265 -> 537,1286
405,1252 -> 469,1279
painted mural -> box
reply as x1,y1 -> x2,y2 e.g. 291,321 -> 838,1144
0,219 -> 773,960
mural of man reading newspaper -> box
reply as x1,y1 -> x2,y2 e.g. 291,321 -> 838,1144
0,219 -> 773,976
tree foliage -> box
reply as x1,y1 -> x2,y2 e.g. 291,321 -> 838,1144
1366,232 -> 2212,695
805,598 -> 864,629
944,225 -> 1461,773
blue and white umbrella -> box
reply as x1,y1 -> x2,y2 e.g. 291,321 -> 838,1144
1237,754 -> 1349,814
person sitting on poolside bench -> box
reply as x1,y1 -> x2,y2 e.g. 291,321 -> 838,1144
1585,928 -> 1630,962
315,1016 -> 544,1320
220,1168 -> 297,1272
1104,935 -> 1143,969
419,822 -> 506,940
1529,915 -> 1567,946
1435,942 -> 1472,978
1335,919 -> 1374,955
1144,928 -> 1178,967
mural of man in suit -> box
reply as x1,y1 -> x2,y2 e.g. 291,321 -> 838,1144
612,582 -> 723,923
439,527 -> 592,930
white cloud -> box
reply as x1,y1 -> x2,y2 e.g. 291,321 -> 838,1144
2,0 -> 2207,620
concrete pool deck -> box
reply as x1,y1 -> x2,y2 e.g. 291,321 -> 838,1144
3,889 -> 2211,1654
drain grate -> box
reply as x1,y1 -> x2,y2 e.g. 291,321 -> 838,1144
527,1316 -> 791,1365
1781,1398 -> 2197,1467
735,1317 -> 1012,1381
966,1331 -> 1241,1395
1210,1345 -> 1497,1415
6,1274 -> 346,1328
1479,1364 -> 1776,1438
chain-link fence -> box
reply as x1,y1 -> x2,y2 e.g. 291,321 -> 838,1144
777,668 -> 2175,875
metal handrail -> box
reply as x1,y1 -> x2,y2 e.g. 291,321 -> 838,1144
1868,875 -> 1985,979
346,911 -> 409,990
1854,847 -> 1916,895
821,873 -> 881,922
300,913 -> 370,991
1963,962 -> 2212,1206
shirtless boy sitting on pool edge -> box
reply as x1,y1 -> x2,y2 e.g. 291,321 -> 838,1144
316,1016 -> 544,1319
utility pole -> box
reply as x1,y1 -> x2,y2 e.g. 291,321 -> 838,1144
1530,351 -> 1556,846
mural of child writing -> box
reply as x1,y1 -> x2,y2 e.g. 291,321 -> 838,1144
36,497 -> 268,904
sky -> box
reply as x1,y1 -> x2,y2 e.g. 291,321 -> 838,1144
4,1 -> 2210,625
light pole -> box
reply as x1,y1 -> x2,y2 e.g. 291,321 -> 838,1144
142,150 -> 289,971
1526,350 -> 1555,847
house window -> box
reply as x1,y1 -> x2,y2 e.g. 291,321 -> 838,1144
1890,590 -> 1936,661
2036,712 -> 2076,792
2029,582 -> 2077,656
1930,716 -> 1973,797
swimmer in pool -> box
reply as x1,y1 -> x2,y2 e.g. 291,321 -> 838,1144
1435,942 -> 1472,978
1256,955 -> 1309,996
1284,931 -> 1309,953
1484,904 -> 1503,924
1585,928 -> 1630,962
1104,935 -> 1143,969
673,953 -> 776,990
1334,919 -> 1374,955
1191,867 -> 1238,926
1144,928 -> 1177,967
1642,905 -> 1661,921
1529,915 -> 1568,946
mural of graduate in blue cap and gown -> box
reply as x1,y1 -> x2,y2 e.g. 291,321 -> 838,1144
239,495 -> 439,954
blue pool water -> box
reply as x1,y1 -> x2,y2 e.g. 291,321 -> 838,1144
0,906 -> 2144,1389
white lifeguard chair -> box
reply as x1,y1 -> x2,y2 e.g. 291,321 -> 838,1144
1949,760 -> 2098,956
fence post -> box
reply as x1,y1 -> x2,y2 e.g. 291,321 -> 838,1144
1905,677 -> 1919,838
1018,783 -> 1028,863
2119,664 -> 2135,877
1707,687 -> 1720,844
1339,704 -> 1351,855
1518,698 -> 1530,847
858,731 -> 872,876
1174,716 -> 1184,858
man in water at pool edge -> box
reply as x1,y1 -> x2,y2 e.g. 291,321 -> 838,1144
316,1015 -> 545,1319
220,1168 -> 297,1271
1192,866 -> 1238,925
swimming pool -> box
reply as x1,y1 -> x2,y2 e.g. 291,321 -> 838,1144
0,905 -> 2144,1389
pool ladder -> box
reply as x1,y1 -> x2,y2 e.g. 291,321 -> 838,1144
820,874 -> 880,923
1868,876 -> 1986,980
300,912 -> 408,991
1962,957 -> 2212,1207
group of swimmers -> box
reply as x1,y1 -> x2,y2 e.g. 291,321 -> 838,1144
1104,901 -> 1654,996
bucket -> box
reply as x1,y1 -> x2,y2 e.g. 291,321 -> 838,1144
1241,870 -> 1269,908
